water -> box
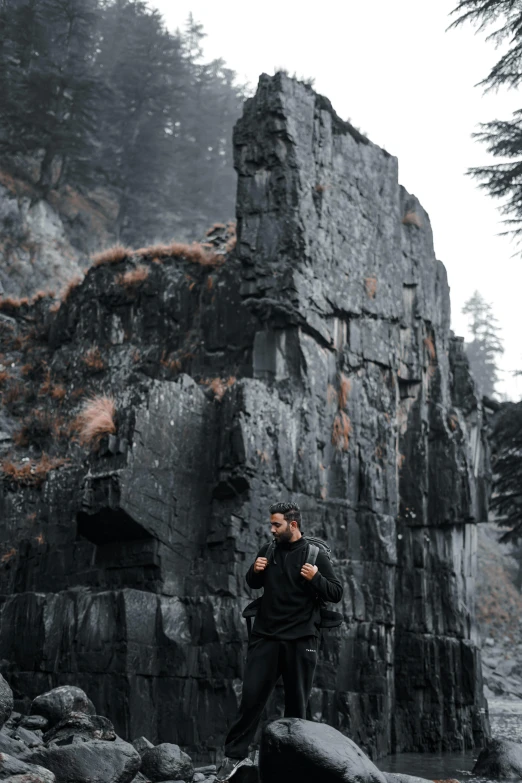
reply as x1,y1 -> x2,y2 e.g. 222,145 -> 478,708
377,700 -> 522,782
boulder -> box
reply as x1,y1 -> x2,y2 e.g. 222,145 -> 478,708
20,737 -> 140,783
259,718 -> 387,783
141,744 -> 193,782
0,732 -> 26,757
43,712 -> 115,745
0,677 -> 13,730
2,776 -> 54,783
0,752 -> 55,782
383,775 -> 434,783
30,688 -> 95,729
5,727 -> 42,748
19,718 -> 48,732
472,738 -> 522,778
130,774 -> 151,783
132,737 -> 154,757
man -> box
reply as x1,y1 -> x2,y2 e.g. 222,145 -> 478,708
216,501 -> 343,781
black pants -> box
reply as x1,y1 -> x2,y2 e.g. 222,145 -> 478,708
224,634 -> 318,759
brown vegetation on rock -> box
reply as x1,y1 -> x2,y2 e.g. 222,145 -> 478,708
115,265 -> 149,288
402,211 -> 422,228
91,245 -> 132,267
338,373 -> 351,410
1,453 -> 68,486
136,240 -> 222,267
203,376 -> 236,401
74,394 -> 116,447
332,410 -> 351,451
364,276 -> 378,299
82,347 -> 104,372
61,275 -> 83,302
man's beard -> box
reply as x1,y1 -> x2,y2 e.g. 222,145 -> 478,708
274,526 -> 292,545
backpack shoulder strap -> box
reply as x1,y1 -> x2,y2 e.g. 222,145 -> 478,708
307,543 -> 320,566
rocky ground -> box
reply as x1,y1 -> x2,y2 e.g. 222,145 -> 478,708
477,523 -> 522,701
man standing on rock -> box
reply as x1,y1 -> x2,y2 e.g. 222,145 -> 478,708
216,501 -> 343,782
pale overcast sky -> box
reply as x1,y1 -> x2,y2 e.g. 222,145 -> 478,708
154,0 -> 522,400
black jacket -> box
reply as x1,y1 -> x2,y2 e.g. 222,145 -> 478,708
245,537 -> 343,640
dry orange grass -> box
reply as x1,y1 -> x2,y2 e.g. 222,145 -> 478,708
0,369 -> 10,386
327,384 -> 338,405
136,241 -> 222,267
402,211 -> 422,228
160,352 -> 182,373
1,453 -> 67,486
116,265 -> 149,288
74,394 -> 116,447
30,289 -> 55,304
82,347 -> 105,372
364,276 -> 377,299
49,301 -> 61,313
0,295 -> 29,311
91,245 -> 132,268
424,335 -> 436,361
332,410 -> 351,451
338,373 -> 351,409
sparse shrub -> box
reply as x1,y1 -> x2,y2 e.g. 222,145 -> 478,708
91,245 -> 133,267
82,347 -> 105,372
338,373 -> 351,409
203,376 -> 236,401
160,352 -> 182,373
49,301 -> 61,313
402,211 -> 422,228
74,394 -> 116,447
206,276 -> 214,291
1,453 -> 67,486
332,410 -> 351,451
2,381 -> 25,408
364,276 -> 377,299
30,290 -> 56,304
115,265 -> 149,288
51,384 -> 67,401
0,370 -> 9,386
136,240 -> 222,267
424,335 -> 436,361
0,296 -> 29,312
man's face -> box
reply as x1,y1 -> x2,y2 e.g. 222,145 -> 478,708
270,513 -> 294,544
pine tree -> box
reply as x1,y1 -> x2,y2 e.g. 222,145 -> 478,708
462,290 -> 504,396
489,400 -> 522,544
449,2 -> 522,239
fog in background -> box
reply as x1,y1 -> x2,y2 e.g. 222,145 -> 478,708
156,0 -> 522,400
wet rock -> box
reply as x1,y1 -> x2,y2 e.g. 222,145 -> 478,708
141,743 -> 193,782
0,676 -> 13,730
132,737 -> 154,756
0,753 -> 55,782
473,738 -> 522,778
259,717 -> 386,783
20,737 -> 140,783
43,712 -> 115,745
30,688 -> 95,729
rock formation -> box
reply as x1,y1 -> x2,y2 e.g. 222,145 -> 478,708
0,73 -> 490,760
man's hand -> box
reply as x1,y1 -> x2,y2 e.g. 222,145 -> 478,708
301,563 -> 318,581
254,557 -> 268,573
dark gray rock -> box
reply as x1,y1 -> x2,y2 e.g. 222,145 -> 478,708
141,743 -> 193,782
30,688 -> 95,729
0,676 -> 13,730
2,776 -> 53,783
259,718 -> 386,783
472,738 -> 522,778
132,737 -> 154,756
21,737 -> 140,783
0,732 -> 26,757
0,72 -> 490,760
43,712 -> 115,745
0,753 -> 55,782
5,728 -> 41,748
18,718 -> 48,732
130,774 -> 151,783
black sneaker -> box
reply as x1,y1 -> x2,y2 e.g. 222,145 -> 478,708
216,756 -> 252,781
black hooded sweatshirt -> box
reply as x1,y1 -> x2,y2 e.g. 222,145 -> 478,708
245,537 -> 343,640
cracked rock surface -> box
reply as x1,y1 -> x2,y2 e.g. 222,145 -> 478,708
0,73 -> 490,760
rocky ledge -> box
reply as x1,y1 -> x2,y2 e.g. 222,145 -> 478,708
0,73 -> 490,759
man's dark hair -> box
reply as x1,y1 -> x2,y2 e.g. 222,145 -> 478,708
269,501 -> 301,528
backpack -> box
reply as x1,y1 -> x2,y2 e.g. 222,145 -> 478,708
242,536 -> 343,636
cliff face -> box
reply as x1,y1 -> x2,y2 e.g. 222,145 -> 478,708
0,73 -> 489,760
